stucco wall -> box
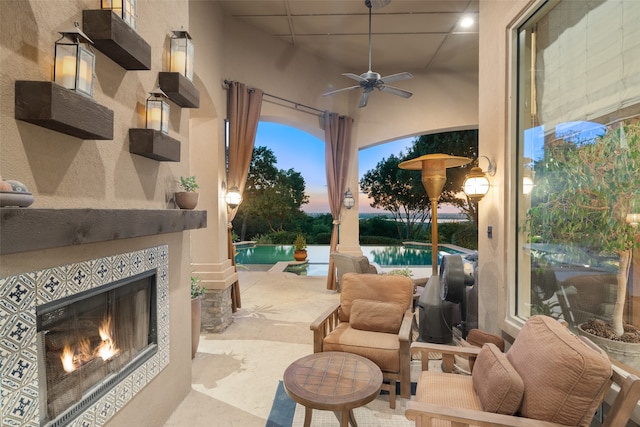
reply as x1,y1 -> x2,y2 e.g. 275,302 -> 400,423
1,1 -> 195,425
0,0 -> 192,209
477,0 -> 532,336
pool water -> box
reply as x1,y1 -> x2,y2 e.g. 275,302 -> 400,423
234,244 -> 467,276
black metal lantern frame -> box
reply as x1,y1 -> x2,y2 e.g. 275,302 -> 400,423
170,30 -> 194,82
54,22 -> 96,98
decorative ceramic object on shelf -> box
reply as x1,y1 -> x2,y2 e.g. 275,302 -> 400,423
0,178 -> 34,207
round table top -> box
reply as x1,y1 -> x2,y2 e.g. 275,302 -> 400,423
283,352 -> 383,411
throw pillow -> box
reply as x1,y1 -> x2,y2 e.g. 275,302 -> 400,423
472,343 -> 524,414
349,299 -> 405,334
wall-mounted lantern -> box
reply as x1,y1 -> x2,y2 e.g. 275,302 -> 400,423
463,156 -> 496,202
225,186 -> 242,209
146,87 -> 169,134
343,188 -> 355,210
101,0 -> 136,28
170,30 -> 194,81
54,22 -> 95,97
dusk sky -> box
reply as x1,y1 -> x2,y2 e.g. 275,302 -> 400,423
254,121 -> 416,214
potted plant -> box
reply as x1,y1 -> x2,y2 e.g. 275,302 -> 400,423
176,176 -> 199,209
525,121 -> 640,365
190,276 -> 206,359
293,234 -> 307,261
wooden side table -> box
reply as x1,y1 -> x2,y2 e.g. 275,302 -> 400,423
283,351 -> 383,427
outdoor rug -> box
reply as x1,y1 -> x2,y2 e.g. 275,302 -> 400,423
266,381 -> 416,427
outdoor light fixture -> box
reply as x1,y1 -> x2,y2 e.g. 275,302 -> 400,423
170,30 -> 194,81
101,0 -> 136,28
146,87 -> 170,134
463,156 -> 496,202
343,188 -> 355,210
399,153 -> 471,274
54,22 -> 95,97
225,186 -> 242,209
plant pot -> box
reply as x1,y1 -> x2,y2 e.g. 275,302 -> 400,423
294,249 -> 307,261
578,323 -> 640,371
176,192 -> 199,209
191,296 -> 202,359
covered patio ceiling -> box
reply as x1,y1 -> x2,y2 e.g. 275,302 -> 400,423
216,0 -> 479,75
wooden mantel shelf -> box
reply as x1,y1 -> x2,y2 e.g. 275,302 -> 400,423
0,208 -> 207,255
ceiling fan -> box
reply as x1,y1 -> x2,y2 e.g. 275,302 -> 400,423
323,0 -> 413,108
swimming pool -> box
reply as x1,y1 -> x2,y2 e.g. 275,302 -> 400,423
234,243 -> 468,275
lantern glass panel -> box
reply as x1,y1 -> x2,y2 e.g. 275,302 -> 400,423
146,98 -> 170,134
170,37 -> 186,76
54,43 -> 78,90
170,35 -> 193,81
160,101 -> 169,134
186,38 -> 194,81
146,99 -> 162,132
463,177 -> 489,198
77,47 -> 95,97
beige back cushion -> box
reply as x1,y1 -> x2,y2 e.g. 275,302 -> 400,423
506,315 -> 612,427
472,343 -> 524,414
339,273 -> 413,322
350,299 -> 405,334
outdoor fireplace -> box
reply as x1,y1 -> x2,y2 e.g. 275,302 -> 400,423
1,245 -> 170,427
36,271 -> 157,426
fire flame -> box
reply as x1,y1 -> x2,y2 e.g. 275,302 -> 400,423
58,316 -> 120,373
96,316 -> 119,361
61,343 -> 76,373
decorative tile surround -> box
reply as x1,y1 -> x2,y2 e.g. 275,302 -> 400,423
0,246 -> 170,427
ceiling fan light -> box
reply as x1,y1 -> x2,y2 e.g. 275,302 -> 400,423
460,15 -> 474,28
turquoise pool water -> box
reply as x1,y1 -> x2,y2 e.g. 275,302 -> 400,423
234,244 -> 466,274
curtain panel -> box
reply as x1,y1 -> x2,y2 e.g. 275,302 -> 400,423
226,81 -> 263,309
324,112 -> 354,290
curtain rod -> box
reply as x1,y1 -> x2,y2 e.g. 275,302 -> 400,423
224,80 -> 326,117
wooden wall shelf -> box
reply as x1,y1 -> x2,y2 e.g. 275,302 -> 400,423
158,72 -> 200,108
129,128 -> 181,161
82,9 -> 152,70
0,208 -> 207,255
15,81 -> 114,140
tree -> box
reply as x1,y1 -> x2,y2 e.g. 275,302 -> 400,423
234,146 -> 309,239
526,122 -> 640,337
360,154 -> 431,239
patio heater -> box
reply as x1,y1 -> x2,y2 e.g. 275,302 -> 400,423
399,153 -> 471,343
398,154 -> 471,275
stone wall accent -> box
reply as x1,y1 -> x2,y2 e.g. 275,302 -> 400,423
201,287 -> 232,333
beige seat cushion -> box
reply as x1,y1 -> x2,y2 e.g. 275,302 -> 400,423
350,299 -> 405,334
323,323 -> 400,372
339,273 -> 413,322
472,343 -> 524,414
416,371 -> 482,427
506,315 -> 612,427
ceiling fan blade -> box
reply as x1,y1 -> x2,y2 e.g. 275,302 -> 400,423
358,90 -> 372,108
323,85 -> 360,97
380,85 -> 413,98
380,72 -> 413,84
342,73 -> 367,82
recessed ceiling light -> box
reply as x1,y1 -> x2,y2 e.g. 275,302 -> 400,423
460,15 -> 474,28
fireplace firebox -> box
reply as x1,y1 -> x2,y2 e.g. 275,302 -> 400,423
36,271 -> 157,427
